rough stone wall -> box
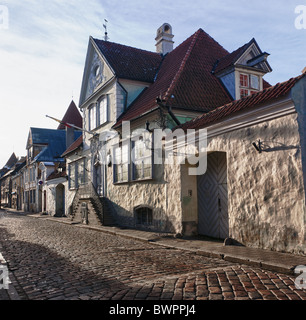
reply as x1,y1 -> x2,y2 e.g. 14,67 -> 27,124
180,112 -> 306,254
225,113 -> 305,254
106,161 -> 183,234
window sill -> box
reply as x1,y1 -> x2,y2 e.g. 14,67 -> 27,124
113,177 -> 154,185
88,121 -> 111,135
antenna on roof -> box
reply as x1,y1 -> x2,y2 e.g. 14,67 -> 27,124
103,19 -> 109,41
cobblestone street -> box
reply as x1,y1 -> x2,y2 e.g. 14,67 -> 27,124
0,211 -> 306,302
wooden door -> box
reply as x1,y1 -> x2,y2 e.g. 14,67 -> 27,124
198,152 -> 229,239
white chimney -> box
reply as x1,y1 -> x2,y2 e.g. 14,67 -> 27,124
155,23 -> 174,55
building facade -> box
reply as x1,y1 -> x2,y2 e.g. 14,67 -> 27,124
60,23 -> 306,255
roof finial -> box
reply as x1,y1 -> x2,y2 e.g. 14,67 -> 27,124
103,19 -> 109,41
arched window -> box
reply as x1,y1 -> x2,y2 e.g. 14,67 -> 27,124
135,206 -> 153,226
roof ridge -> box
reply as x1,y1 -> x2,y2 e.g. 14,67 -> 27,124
93,38 -> 160,56
163,29 -> 201,101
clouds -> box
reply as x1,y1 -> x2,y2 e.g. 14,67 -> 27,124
0,0 -> 105,166
0,0 -> 306,167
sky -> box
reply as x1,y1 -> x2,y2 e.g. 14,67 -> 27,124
0,0 -> 306,167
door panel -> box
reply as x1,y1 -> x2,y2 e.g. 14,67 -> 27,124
198,152 -> 229,239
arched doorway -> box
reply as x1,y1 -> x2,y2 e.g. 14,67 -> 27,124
197,152 -> 229,240
55,184 -> 65,217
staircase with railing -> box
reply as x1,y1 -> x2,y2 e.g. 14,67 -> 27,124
69,183 -> 117,227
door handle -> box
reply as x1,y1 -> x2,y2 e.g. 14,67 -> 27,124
218,198 -> 221,211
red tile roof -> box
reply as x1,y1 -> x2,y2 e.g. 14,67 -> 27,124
178,74 -> 305,131
93,39 -> 163,83
58,100 -> 83,130
114,29 -> 234,128
61,135 -> 83,157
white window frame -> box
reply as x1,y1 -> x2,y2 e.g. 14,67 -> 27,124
98,95 -> 108,126
88,95 -> 108,131
113,142 -> 130,183
132,135 -> 153,181
88,103 -> 97,131
239,73 -> 260,98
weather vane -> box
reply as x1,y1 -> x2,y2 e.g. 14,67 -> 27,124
103,19 -> 109,41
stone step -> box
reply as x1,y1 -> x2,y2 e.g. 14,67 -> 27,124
72,197 -> 117,227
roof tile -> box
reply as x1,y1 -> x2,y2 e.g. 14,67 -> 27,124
93,39 -> 163,83
114,29 -> 233,127
179,74 -> 304,130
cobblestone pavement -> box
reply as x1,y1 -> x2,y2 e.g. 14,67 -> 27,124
0,212 -> 305,301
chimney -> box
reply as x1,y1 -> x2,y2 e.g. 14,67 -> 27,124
155,23 -> 174,55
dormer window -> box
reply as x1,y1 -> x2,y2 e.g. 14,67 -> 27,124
239,73 -> 260,98
214,38 -> 272,101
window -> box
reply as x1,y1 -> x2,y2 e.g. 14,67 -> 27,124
136,207 -> 153,226
69,158 -> 86,189
239,73 -> 260,98
240,74 -> 249,87
98,96 -> 108,126
240,89 -> 249,98
68,163 -> 76,189
94,65 -> 100,77
88,96 -> 108,131
77,159 -> 85,186
250,74 -> 259,90
29,189 -> 35,204
88,104 -> 97,131
113,134 -> 153,183
132,137 -> 152,180
113,143 -> 129,183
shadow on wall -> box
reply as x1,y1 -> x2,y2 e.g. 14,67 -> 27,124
256,140 -> 300,153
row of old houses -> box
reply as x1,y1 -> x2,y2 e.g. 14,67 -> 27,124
0,101 -> 83,216
1,23 -> 306,255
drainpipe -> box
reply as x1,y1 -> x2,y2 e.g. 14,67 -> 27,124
156,97 -> 181,126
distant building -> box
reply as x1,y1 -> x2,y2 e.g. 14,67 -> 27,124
24,101 -> 82,213
0,153 -> 20,208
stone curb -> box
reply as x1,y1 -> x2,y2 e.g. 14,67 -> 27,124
0,251 -> 21,300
